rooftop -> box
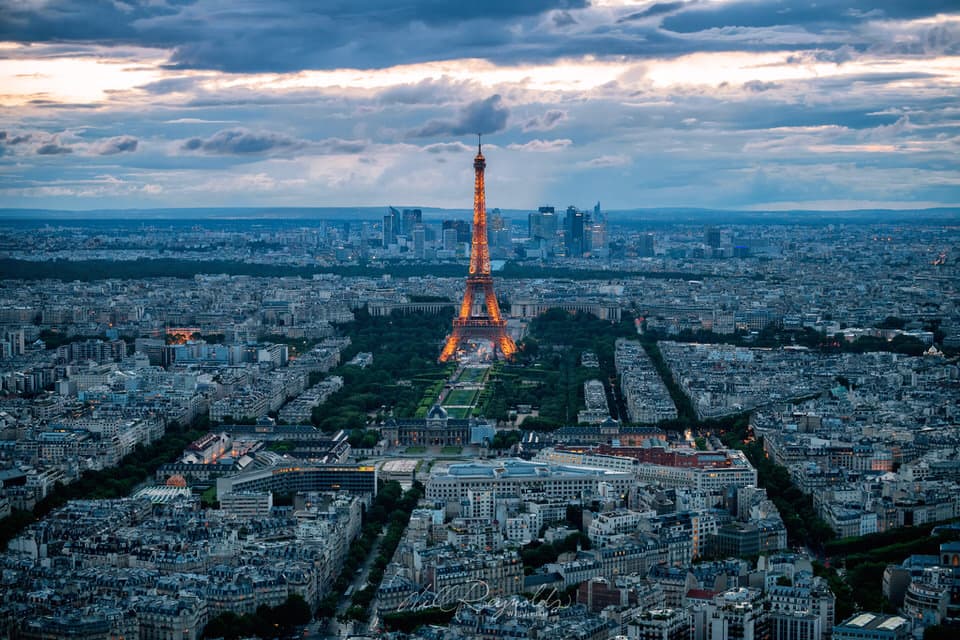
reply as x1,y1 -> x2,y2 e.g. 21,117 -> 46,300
838,613 -> 908,631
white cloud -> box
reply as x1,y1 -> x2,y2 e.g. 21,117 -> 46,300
577,153 -> 631,168
507,138 -> 573,152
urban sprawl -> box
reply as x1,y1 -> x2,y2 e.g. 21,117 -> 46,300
0,210 -> 957,640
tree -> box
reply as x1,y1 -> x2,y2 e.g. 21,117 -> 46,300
490,430 -> 521,450
879,316 -> 906,330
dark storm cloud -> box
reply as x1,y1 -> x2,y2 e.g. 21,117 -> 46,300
96,136 -> 139,155
179,128 -> 365,155
522,110 -> 567,132
36,142 -> 73,155
0,0 -> 587,72
0,0 -> 178,43
409,95 -> 509,138
661,1 -> 958,34
317,138 -> 367,154
7,0 -> 953,74
7,134 -> 34,145
181,128 -> 305,154
552,11 -> 577,28
743,81 -> 779,93
619,2 -> 689,23
378,79 -> 472,105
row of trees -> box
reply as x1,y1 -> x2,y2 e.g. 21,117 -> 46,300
718,415 -> 834,550
829,524 -> 960,616
382,607 -> 456,633
643,322 -> 933,357
0,258 -> 465,282
202,595 -> 312,639
486,309 -> 637,426
342,482 -> 425,621
37,329 -> 111,350
315,481 -> 424,621
309,309 -> 453,432
347,428 -> 380,449
520,532 -> 592,573
0,257 -> 707,284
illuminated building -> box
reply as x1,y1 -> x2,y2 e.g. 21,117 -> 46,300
216,463 -> 377,498
426,458 -> 634,504
439,139 -> 517,361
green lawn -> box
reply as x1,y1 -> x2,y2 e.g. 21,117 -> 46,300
457,367 -> 489,384
441,446 -> 462,455
444,407 -> 472,419
444,388 -> 479,406
405,445 -> 427,454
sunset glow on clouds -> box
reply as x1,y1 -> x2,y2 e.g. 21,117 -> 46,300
1,1 -> 958,210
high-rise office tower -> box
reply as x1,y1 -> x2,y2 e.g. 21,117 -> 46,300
402,208 -> 422,235
529,206 -> 556,241
639,233 -> 655,257
384,206 -> 401,246
443,228 -> 458,252
490,208 -> 505,232
541,207 -> 557,240
565,205 -> 585,256
589,223 -> 606,254
706,226 -> 722,248
412,224 -> 425,259
443,219 -> 472,244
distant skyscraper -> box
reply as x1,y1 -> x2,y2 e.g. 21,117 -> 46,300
565,205 -> 585,256
583,211 -> 593,254
383,215 -> 394,246
442,228 -> 458,252
384,206 -> 401,246
639,233 -> 655,257
402,208 -> 422,235
706,226 -> 722,248
527,211 -> 538,239
540,207 -> 557,240
489,208 -> 510,249
412,224 -> 425,259
443,219 -> 471,244
490,208 -> 505,232
528,206 -> 556,241
589,222 -> 606,254
591,201 -> 606,254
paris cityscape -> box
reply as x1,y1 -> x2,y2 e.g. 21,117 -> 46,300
2,2 -> 960,640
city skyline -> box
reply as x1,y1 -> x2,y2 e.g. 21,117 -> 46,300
2,1 -> 959,211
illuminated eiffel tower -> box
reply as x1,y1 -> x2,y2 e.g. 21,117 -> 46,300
439,137 -> 517,362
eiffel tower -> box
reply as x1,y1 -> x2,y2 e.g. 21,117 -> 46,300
439,137 -> 518,362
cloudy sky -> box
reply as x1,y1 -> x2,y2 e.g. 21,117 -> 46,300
1,0 -> 959,211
